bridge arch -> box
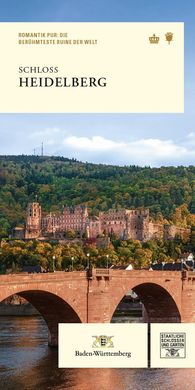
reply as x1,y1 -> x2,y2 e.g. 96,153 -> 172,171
0,288 -> 82,346
110,282 -> 181,323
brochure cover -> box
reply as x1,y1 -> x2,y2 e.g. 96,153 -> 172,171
0,1 -> 194,389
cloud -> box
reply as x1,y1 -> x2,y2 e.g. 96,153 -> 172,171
29,127 -> 62,139
22,128 -> 195,167
62,134 -> 193,166
63,135 -> 123,152
28,127 -> 68,149
187,132 -> 195,138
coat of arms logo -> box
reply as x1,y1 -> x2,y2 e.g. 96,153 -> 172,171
92,335 -> 114,348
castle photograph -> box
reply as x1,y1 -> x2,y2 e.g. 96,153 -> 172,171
14,201 -> 191,243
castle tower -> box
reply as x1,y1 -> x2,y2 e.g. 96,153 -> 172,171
125,209 -> 150,241
25,202 -> 42,239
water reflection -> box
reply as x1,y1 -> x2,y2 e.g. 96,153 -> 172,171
0,317 -> 195,390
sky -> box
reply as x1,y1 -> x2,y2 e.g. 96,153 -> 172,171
0,0 -> 195,167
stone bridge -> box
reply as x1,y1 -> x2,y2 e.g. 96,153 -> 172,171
0,269 -> 194,346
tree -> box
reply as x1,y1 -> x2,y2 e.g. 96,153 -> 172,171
64,229 -> 76,239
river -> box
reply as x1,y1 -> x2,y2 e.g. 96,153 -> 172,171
0,316 -> 195,390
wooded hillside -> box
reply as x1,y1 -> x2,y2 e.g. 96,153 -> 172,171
0,155 -> 195,237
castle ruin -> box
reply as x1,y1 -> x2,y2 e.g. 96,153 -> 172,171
14,202 -> 191,242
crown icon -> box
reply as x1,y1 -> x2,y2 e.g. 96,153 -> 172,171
149,34 -> 160,44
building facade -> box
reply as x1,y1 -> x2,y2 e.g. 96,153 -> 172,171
24,203 -> 89,239
17,201 -> 190,242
